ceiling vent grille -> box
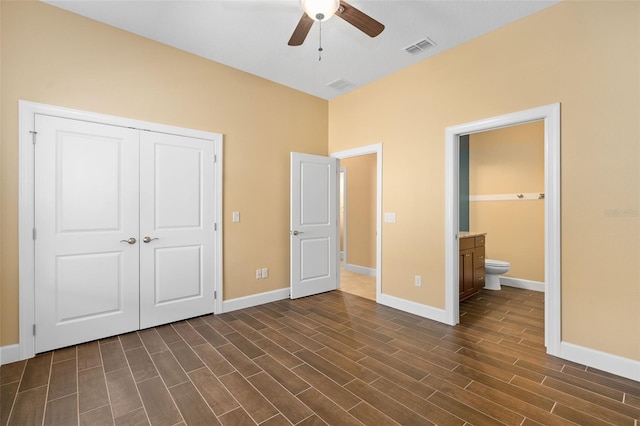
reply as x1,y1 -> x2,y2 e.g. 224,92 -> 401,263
403,38 -> 436,55
327,78 -> 356,92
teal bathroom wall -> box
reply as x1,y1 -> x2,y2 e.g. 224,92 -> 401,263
459,134 -> 470,232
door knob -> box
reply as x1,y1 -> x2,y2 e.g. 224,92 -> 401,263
120,237 -> 137,245
292,230 -> 304,236
143,236 -> 159,243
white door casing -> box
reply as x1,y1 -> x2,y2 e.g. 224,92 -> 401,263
331,143 -> 383,301
34,115 -> 141,353
290,152 -> 339,299
444,103 -> 561,356
139,131 -> 215,328
20,101 -> 222,359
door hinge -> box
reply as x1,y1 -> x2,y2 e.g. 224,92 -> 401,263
214,154 -> 217,163
30,130 -> 37,144
214,223 -> 217,231
32,228 -> 37,240
33,324 -> 36,336
214,291 -> 217,300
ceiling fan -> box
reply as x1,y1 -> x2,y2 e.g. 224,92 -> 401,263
288,0 -> 385,47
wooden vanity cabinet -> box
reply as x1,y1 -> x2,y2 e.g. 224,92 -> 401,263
459,235 -> 486,301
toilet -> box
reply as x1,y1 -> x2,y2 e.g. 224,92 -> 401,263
484,259 -> 510,290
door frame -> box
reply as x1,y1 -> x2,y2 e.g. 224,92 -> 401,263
17,100 -> 223,360
339,167 -> 347,262
444,103 -> 561,356
331,143 -> 382,301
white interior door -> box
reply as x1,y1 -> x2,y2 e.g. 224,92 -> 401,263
139,132 -> 215,328
34,115 -> 140,353
290,152 -> 339,298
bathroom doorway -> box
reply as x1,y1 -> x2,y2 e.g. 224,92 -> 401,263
461,121 -> 546,294
445,103 -> 561,356
331,144 -> 382,302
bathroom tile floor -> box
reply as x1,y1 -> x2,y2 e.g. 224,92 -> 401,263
2,287 -> 640,425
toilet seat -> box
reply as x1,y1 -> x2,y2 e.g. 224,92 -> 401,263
484,259 -> 510,291
485,259 -> 510,268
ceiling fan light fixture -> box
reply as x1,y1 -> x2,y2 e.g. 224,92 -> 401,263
301,0 -> 340,21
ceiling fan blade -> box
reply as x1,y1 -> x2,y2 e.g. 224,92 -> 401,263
288,13 -> 314,46
336,1 -> 384,38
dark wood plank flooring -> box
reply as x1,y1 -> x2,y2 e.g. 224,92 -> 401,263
2,287 -> 639,425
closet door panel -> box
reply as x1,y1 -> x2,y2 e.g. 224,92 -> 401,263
34,115 -> 140,353
139,132 -> 215,328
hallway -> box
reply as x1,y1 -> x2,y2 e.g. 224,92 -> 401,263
339,268 -> 375,301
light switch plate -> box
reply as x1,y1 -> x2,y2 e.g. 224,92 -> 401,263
384,212 -> 396,223
232,211 -> 240,223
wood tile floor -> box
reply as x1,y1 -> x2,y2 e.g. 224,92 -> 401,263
2,287 -> 640,425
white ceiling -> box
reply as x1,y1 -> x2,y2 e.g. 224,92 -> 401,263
43,0 -> 559,100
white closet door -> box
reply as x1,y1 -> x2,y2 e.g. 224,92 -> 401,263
34,115 -> 140,353
139,131 -> 215,328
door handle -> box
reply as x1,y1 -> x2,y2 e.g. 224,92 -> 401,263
120,237 -> 137,245
143,236 -> 159,243
291,230 -> 304,236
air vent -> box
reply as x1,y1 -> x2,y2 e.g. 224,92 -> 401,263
403,38 -> 436,55
327,78 -> 356,92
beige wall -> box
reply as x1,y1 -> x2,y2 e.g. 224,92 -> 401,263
469,122 -> 545,282
0,1 -> 328,346
328,2 -> 640,360
341,154 -> 376,269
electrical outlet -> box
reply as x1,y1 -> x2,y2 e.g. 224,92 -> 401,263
415,275 -> 422,287
261,268 -> 269,279
255,269 -> 262,279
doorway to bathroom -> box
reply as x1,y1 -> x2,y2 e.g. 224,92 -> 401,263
460,121 -> 546,294
331,144 -> 382,302
445,103 -> 561,356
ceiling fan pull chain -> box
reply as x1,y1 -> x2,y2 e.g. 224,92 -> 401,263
318,19 -> 323,61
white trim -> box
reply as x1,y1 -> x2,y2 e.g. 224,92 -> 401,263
19,101 -> 37,361
378,293 -> 447,324
0,344 -> 21,366
343,264 -> 376,276
445,103 -> 562,358
214,140 -> 224,314
18,100 -> 223,361
331,143 -> 383,302
470,193 -> 544,202
222,288 -> 290,313
499,277 -> 545,292
339,167 -> 348,268
559,342 -> 640,382
21,101 -> 218,140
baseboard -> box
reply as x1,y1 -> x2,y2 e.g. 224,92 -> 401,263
377,293 -> 447,324
500,276 -> 545,292
0,344 -> 21,366
377,290 -> 639,382
222,287 -> 290,313
344,263 -> 376,276
559,341 -> 640,382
